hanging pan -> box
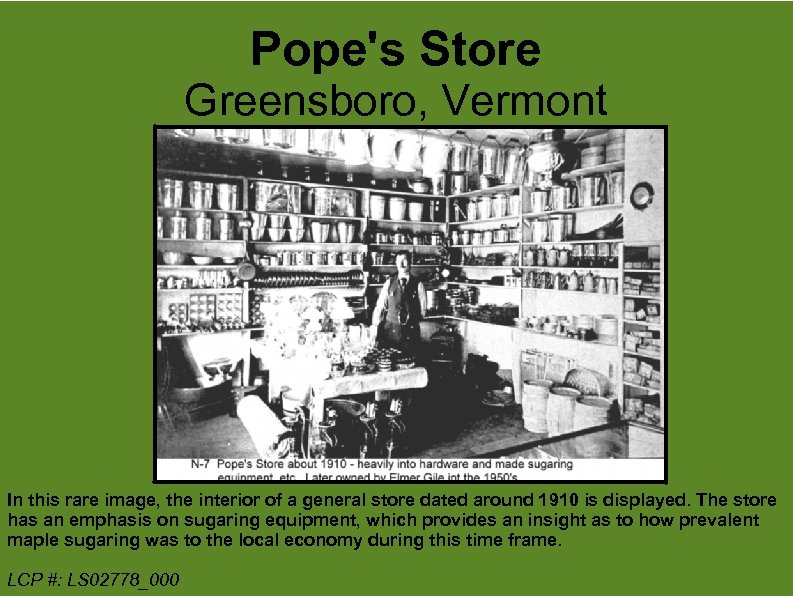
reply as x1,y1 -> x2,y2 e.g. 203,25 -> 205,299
236,220 -> 257,281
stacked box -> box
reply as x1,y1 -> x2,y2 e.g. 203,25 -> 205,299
624,330 -> 661,356
624,372 -> 643,385
624,356 -> 638,372
644,404 -> 661,419
623,274 -> 661,296
639,361 -> 655,379
625,397 -> 645,413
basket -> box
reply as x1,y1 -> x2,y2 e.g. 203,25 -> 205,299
564,368 -> 611,398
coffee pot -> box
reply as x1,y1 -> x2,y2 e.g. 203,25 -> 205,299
553,272 -> 567,291
546,246 -> 559,267
596,276 -> 607,294
567,270 -> 579,291
583,271 -> 596,293
558,247 -> 570,267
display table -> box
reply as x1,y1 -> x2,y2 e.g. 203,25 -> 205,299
312,367 -> 428,400
268,358 -> 428,405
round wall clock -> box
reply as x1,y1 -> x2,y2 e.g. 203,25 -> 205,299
630,182 -> 654,211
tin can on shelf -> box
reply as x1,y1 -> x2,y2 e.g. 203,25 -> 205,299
583,243 -> 597,267
466,199 -> 477,222
572,244 -> 584,267
158,179 -> 183,208
192,215 -> 212,240
216,184 -> 239,211
597,243 -> 611,267
218,217 -> 235,240
188,181 -> 214,210
168,216 -> 187,239
452,174 -> 468,195
609,242 -> 620,267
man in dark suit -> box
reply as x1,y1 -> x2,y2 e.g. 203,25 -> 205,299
371,251 -> 427,354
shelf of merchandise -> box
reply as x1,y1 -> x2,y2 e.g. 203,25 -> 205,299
449,282 -> 521,290
446,183 -> 523,199
522,203 -> 623,220
156,207 -> 247,215
158,287 -> 244,294
621,242 -> 665,429
448,215 -> 522,227
521,266 -> 618,274
521,238 -> 623,246
560,160 -> 625,179
250,241 -> 366,248
450,243 -> 521,249
369,243 -> 441,249
368,218 -> 445,226
250,211 -> 367,222
157,264 -> 237,270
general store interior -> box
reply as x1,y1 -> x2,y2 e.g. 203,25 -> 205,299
156,127 -> 665,462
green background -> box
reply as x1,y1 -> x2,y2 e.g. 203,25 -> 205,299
2,1 -> 789,593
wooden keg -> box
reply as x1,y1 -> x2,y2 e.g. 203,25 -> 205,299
573,397 -> 613,431
546,387 -> 581,437
522,381 -> 552,433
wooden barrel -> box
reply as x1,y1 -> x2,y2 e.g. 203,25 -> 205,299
571,397 -> 616,458
546,387 -> 581,437
522,381 -> 552,433
573,397 -> 613,431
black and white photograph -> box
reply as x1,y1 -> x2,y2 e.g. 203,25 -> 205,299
155,127 -> 666,481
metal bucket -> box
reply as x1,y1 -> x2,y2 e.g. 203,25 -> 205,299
189,181 -> 213,210
492,193 -> 508,219
449,141 -> 473,173
191,215 -> 212,240
408,202 -> 424,222
370,195 -> 386,220
530,190 -> 549,213
216,184 -> 238,211
389,197 -> 407,221
478,195 -> 492,220
308,129 -> 340,157
530,219 -> 550,243
158,179 -> 183,208
263,129 -> 296,148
